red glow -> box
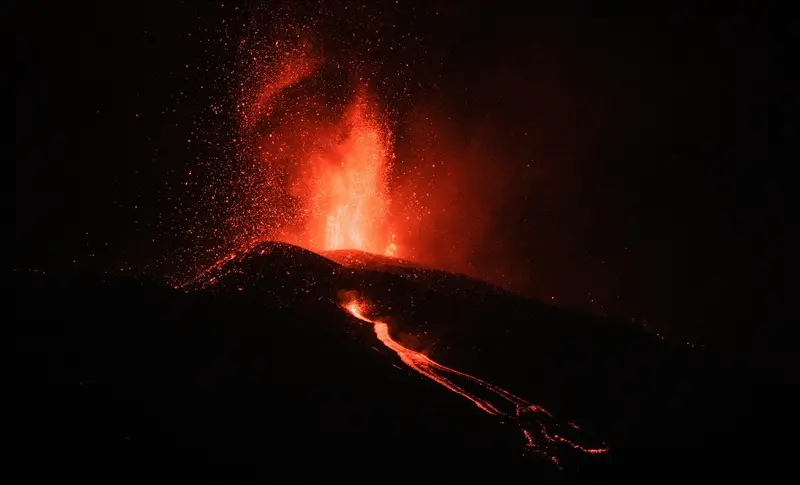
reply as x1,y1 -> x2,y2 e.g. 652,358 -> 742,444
300,93 -> 395,256
236,39 -> 399,258
235,37 -> 514,274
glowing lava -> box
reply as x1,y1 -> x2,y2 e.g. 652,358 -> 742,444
343,295 -> 609,469
305,93 -> 395,256
241,39 -> 398,259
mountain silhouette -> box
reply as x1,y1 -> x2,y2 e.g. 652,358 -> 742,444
13,242 -> 761,481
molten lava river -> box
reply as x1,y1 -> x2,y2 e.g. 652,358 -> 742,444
342,295 -> 608,468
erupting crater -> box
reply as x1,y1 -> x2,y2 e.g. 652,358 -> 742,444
206,30 -> 612,471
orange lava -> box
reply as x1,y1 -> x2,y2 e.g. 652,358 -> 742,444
242,39 -> 398,259
343,295 -> 609,468
303,93 -> 395,256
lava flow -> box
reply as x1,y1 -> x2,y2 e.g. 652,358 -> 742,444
343,294 -> 609,468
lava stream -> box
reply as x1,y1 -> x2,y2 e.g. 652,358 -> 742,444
343,297 -> 609,468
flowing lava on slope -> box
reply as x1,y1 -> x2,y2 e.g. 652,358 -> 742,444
342,293 -> 609,469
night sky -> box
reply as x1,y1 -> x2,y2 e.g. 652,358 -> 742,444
13,2 -> 783,354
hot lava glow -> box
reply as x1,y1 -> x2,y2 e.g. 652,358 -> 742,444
240,38 -> 398,258
304,93 -> 394,255
342,294 -> 609,468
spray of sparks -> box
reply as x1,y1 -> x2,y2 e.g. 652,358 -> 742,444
192,2 -> 434,271
232,31 -> 402,263
342,294 -> 609,468
160,3 -> 435,286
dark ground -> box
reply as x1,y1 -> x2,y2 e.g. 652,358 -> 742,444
11,243 -> 777,481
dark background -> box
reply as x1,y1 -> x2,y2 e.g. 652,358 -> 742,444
13,2 -> 784,355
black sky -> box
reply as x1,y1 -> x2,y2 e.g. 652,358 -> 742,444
13,2 -> 783,354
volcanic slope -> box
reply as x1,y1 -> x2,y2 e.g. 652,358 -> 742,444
12,242 -> 757,480
324,247 -> 752,467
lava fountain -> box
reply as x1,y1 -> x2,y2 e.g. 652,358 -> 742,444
300,92 -> 395,255
240,38 -> 397,258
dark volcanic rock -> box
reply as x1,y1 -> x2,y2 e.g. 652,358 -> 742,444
12,244 -> 763,480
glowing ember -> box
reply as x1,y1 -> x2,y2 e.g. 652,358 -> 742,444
341,293 -> 609,468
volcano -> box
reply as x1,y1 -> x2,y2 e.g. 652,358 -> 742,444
13,242 -> 756,480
